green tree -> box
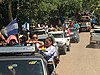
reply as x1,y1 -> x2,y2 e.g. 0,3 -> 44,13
0,0 -> 100,29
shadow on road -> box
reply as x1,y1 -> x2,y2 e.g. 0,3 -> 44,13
86,44 -> 100,49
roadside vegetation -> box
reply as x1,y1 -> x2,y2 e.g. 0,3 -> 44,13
0,0 -> 100,29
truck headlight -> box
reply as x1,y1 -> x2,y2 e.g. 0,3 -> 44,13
56,41 -> 64,44
74,35 -> 77,37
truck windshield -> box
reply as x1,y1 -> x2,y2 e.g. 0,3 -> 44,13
52,34 -> 63,38
32,30 -> 45,35
77,16 -> 90,22
0,60 -> 44,75
94,30 -> 100,33
70,29 -> 77,32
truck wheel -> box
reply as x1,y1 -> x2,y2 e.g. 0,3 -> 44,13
76,39 -> 79,43
67,47 -> 70,51
62,45 -> 66,55
90,41 -> 94,44
90,37 -> 93,44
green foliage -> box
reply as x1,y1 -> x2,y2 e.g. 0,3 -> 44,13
0,0 -> 100,29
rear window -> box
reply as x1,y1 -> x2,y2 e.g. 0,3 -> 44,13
94,30 -> 100,33
70,29 -> 77,32
0,60 -> 44,75
52,34 -> 63,38
32,31 -> 45,35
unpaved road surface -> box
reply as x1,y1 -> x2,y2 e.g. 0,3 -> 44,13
56,32 -> 100,75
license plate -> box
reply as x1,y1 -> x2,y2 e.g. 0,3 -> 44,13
82,28 -> 86,31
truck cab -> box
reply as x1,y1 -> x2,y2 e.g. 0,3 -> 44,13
90,28 -> 100,44
0,46 -> 56,75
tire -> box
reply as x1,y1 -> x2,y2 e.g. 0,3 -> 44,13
76,39 -> 79,43
90,41 -> 94,45
67,47 -> 70,51
75,40 -> 77,43
76,41 -> 78,43
66,42 -> 71,51
90,41 -> 91,44
90,36 -> 93,44
62,45 -> 67,55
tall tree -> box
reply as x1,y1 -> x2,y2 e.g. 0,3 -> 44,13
8,0 -> 13,21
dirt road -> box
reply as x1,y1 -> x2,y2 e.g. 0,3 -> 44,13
56,32 -> 100,75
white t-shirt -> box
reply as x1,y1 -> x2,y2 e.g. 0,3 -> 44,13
45,25 -> 48,33
44,45 -> 57,62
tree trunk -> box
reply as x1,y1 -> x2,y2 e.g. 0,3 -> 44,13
8,0 -> 13,22
0,0 -> 3,4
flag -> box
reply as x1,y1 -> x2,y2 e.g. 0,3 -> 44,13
2,18 -> 18,36
22,22 -> 27,31
22,18 -> 30,34
22,22 -> 30,32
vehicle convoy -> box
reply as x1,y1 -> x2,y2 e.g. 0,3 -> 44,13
69,28 -> 80,43
0,46 -> 56,75
48,31 -> 71,55
90,28 -> 100,44
77,16 -> 91,32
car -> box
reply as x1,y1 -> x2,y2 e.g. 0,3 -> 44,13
69,28 -> 80,43
77,16 -> 91,32
48,31 -> 71,55
0,46 -> 56,75
79,22 -> 91,32
90,28 -> 100,44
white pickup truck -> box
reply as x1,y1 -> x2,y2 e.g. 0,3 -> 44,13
48,31 -> 71,55
90,29 -> 100,44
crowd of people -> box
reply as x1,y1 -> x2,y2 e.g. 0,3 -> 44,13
0,20 -> 82,75
0,32 -> 59,75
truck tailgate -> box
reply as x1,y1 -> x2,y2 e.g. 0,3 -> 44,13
92,33 -> 100,41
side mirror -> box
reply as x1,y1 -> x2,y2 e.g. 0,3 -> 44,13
53,43 -> 57,46
64,34 -> 69,37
